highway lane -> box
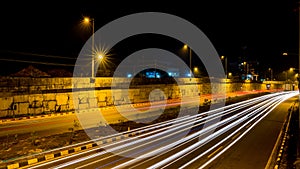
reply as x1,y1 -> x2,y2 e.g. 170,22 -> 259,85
25,91 -> 297,169
118,93 -> 292,169
197,95 -> 299,169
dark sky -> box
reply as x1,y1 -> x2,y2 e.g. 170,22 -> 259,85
0,1 -> 298,76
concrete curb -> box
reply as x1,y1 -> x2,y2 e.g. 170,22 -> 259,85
274,135 -> 288,169
266,103 -> 296,169
4,141 -> 97,169
0,111 -> 75,124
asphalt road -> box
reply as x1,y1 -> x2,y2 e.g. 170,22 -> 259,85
201,96 -> 298,169
25,92 -> 298,169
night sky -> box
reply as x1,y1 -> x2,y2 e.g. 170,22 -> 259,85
0,1 -> 298,76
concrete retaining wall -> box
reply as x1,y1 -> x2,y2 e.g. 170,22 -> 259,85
0,77 -> 285,117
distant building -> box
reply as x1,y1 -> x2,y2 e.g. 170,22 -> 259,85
229,58 -> 260,81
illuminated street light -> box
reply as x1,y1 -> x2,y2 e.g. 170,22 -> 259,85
183,44 -> 192,79
268,68 -> 273,81
98,54 -> 104,60
193,67 -> 199,77
289,67 -> 300,74
283,68 -> 299,91
96,53 -> 106,76
193,67 -> 198,72
84,17 -> 90,23
282,52 -> 288,56
220,55 -> 228,78
289,67 -> 300,80
83,16 -> 95,81
183,44 -> 188,50
282,51 -> 300,91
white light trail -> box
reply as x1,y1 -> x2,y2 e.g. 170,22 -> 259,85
147,94 -> 286,169
198,92 -> 298,169
179,93 -> 292,168
113,94 -> 283,169
29,91 -> 293,169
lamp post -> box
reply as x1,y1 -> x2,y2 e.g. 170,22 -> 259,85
289,67 -> 299,76
183,44 -> 192,78
83,17 -> 95,80
283,68 -> 297,90
268,68 -> 273,81
283,71 -> 289,90
97,54 -> 103,76
228,72 -> 232,79
282,52 -> 300,92
221,55 -> 228,78
193,67 -> 199,77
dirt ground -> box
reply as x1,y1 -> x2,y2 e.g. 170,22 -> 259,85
0,121 -> 147,162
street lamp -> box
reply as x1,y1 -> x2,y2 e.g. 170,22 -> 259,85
289,67 -> 299,80
97,54 -> 104,76
290,68 -> 300,91
193,67 -> 199,77
282,52 -> 300,73
220,55 -> 228,78
283,68 -> 297,90
282,70 -> 289,90
228,72 -> 232,79
98,54 -> 104,60
83,17 -> 95,80
283,71 -> 287,81
282,52 -> 300,91
183,44 -> 192,78
268,68 -> 273,81
282,52 -> 288,56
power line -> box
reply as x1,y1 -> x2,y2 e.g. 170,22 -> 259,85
0,58 -> 76,67
0,50 -> 77,60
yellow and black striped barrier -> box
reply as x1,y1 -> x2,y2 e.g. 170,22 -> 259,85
2,132 -> 133,169
4,142 -> 97,169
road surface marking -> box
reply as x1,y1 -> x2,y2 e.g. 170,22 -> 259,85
208,146 -> 223,158
232,132 -> 241,140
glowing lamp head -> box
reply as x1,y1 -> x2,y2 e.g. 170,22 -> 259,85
98,55 -> 103,60
183,44 -> 188,50
84,17 -> 90,23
